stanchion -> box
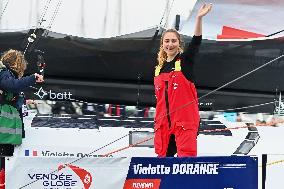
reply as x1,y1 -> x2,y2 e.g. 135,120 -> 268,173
262,154 -> 267,189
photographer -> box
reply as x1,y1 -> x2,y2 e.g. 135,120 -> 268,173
0,49 -> 43,157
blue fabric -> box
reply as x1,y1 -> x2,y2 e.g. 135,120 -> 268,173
0,69 -> 36,94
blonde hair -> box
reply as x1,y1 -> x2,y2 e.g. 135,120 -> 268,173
157,29 -> 183,67
1,49 -> 27,78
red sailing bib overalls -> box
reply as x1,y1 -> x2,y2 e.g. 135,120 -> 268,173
154,59 -> 200,157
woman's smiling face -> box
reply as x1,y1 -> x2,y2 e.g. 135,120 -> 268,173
162,32 -> 180,58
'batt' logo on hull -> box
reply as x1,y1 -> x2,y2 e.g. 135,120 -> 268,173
34,87 -> 74,100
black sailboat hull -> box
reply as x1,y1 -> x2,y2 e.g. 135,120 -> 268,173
1,29 -> 284,113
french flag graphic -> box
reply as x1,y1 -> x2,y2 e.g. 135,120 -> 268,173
25,150 -> 38,156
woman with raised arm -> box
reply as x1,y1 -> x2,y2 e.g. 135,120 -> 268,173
154,4 -> 212,157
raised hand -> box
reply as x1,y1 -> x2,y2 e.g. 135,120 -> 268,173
197,3 -> 212,18
34,73 -> 44,83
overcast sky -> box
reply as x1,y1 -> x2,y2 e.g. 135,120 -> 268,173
0,0 -> 197,38
1,0 -> 283,39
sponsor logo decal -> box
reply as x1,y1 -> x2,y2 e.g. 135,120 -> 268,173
27,164 -> 92,189
58,164 -> 93,189
34,87 -> 73,100
123,179 -> 161,189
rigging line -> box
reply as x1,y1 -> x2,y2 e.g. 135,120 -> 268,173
101,119 -> 284,157
102,0 -> 109,34
23,0 -> 53,55
47,0 -> 63,30
38,0 -> 53,26
152,0 -> 175,37
23,0 -> 63,55
20,55 -> 284,188
76,54 -> 284,155
102,114 -> 284,157
136,74 -> 141,107
274,49 -> 284,115
220,28 -> 284,53
159,0 -> 172,27
162,0 -> 176,28
214,101 -> 275,112
266,29 -> 284,38
0,0 -> 10,22
259,159 -> 284,167
102,135 -> 154,157
166,55 -> 284,118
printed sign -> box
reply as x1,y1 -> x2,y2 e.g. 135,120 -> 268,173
6,156 -> 257,189
124,156 -> 258,189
